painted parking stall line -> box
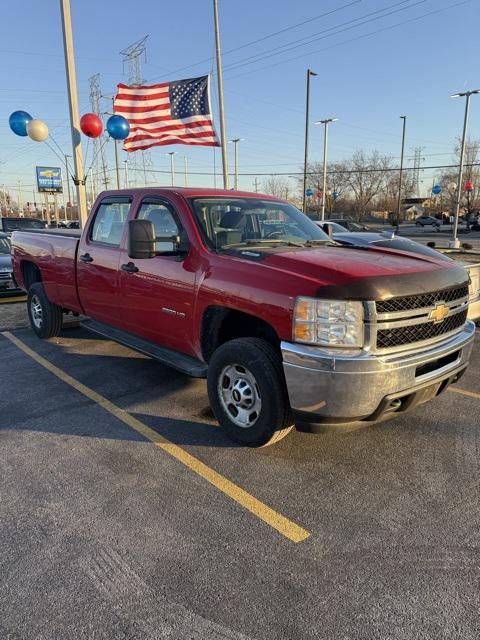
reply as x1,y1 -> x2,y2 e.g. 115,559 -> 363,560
448,386 -> 480,401
2,331 -> 310,544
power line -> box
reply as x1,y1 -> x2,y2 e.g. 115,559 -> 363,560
226,0 -> 471,80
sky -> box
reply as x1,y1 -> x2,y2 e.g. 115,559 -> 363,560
1,0 -> 479,204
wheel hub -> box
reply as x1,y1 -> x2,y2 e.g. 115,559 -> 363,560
30,294 -> 43,329
218,364 -> 262,428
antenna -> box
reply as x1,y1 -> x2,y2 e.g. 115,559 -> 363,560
89,73 -> 109,191
120,36 -> 148,85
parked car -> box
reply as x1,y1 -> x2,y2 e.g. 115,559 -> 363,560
0,232 -> 21,296
0,217 -> 47,235
329,218 -> 370,231
415,216 -> 441,228
11,188 -> 475,447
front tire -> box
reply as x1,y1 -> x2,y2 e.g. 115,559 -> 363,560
27,282 -> 63,339
207,337 -> 294,447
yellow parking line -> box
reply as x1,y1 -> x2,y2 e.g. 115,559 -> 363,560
2,331 -> 310,544
449,387 -> 480,401
0,295 -> 27,304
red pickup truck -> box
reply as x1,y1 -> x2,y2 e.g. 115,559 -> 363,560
12,188 -> 475,446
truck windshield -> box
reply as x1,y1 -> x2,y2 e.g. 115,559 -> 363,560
0,237 -> 10,254
190,198 -> 329,250
3,218 -> 46,231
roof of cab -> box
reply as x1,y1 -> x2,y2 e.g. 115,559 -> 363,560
94,187 -> 285,201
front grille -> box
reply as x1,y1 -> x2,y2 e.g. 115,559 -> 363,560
377,309 -> 468,349
0,272 -> 11,280
376,285 -> 469,314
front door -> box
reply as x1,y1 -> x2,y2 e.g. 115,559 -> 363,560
77,196 -> 132,327
118,197 -> 197,355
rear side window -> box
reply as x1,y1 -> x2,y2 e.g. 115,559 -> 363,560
90,199 -> 131,246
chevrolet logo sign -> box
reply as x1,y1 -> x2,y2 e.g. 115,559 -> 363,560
429,304 -> 449,323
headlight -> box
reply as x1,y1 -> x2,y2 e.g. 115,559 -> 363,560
293,297 -> 364,347
468,268 -> 480,300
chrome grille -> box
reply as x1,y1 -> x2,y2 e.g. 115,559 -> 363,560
376,309 -> 468,349
0,272 -> 12,280
376,285 -> 469,314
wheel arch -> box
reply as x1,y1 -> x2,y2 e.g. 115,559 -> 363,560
200,305 -> 281,362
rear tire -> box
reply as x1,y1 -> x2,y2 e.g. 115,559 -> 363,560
207,337 -> 294,447
27,282 -> 63,339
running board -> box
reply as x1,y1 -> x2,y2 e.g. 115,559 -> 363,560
80,319 -> 208,378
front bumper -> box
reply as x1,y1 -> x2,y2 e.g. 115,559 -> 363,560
281,321 -> 476,422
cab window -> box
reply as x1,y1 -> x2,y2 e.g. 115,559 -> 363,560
90,199 -> 131,246
137,201 -> 181,253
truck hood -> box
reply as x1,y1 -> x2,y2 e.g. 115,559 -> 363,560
257,245 -> 469,300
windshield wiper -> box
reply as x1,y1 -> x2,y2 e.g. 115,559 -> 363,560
303,239 -> 332,246
220,239 -> 305,249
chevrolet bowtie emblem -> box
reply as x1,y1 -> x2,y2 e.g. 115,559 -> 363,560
429,304 -> 449,323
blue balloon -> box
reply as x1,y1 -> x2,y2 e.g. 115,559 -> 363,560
432,184 -> 442,195
305,188 -> 313,197
106,115 -> 130,140
332,191 -> 339,200
9,110 -> 33,137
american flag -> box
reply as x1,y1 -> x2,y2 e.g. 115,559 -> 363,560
113,75 -> 219,152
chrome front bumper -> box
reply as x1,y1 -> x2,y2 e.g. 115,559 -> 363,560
281,321 -> 476,421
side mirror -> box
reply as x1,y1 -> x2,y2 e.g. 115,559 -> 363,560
128,219 -> 156,259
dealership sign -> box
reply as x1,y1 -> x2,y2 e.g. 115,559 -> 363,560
36,166 -> 63,193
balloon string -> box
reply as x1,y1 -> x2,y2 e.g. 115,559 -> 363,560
43,140 -> 69,171
86,137 -> 110,178
48,133 -> 71,169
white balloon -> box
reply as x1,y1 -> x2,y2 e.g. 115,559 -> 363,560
27,119 -> 49,142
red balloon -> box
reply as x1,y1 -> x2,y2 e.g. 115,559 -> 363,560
80,113 -> 103,138
464,180 -> 474,192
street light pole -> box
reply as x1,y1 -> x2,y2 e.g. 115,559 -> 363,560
396,115 -> 407,231
315,118 -> 338,221
228,138 -> 245,190
302,69 -> 317,213
168,152 -> 176,186
450,89 -> 480,248
184,156 -> 188,187
64,154 -> 72,205
59,0 -> 88,227
213,0 -> 229,189
124,159 -> 129,188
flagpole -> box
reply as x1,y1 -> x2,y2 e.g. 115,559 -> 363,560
59,0 -> 88,227
213,0 -> 229,189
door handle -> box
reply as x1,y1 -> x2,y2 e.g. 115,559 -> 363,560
79,253 -> 94,263
121,262 -> 139,273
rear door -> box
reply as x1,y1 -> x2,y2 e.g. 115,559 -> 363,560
77,196 -> 132,326
118,196 -> 197,355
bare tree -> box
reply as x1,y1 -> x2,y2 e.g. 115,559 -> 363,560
344,150 -> 392,220
262,176 -> 291,199
438,136 -> 480,214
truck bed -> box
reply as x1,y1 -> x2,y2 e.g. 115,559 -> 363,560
11,229 -> 81,312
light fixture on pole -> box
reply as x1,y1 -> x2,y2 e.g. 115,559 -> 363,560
167,152 -> 176,186
397,116 -> 407,230
228,138 -> 245,190
449,89 -> 480,247
302,69 -> 317,213
315,118 -> 338,221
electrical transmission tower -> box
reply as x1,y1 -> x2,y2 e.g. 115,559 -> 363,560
89,74 -> 110,193
119,36 -> 153,186
412,146 -> 425,196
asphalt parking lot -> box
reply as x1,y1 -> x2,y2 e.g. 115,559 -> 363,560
1,300 -> 480,639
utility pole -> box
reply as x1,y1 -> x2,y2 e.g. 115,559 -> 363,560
90,75 -> 109,190
213,0 -> 229,189
302,69 -> 317,213
60,0 -> 88,226
168,152 -> 176,186
396,116 -> 407,231
184,157 -> 188,187
254,177 -> 259,193
450,89 -> 480,248
315,118 -> 338,221
64,154 -> 72,205
124,159 -> 129,188
229,138 -> 245,190
17,180 -> 22,214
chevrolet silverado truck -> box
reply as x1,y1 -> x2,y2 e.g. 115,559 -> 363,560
11,188 -> 476,446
